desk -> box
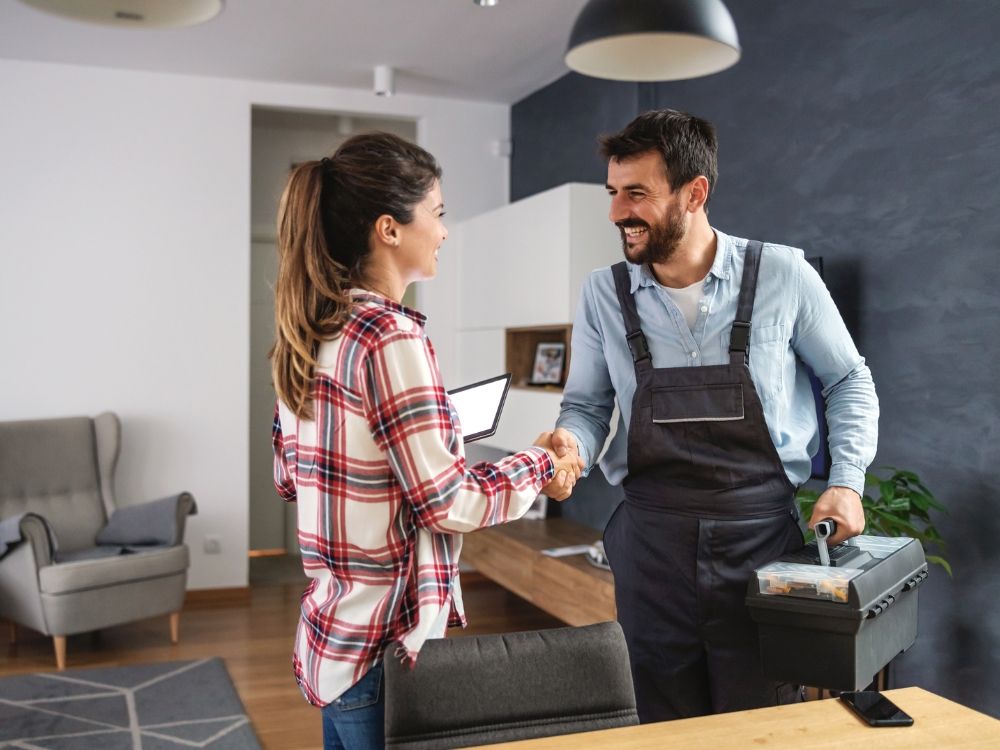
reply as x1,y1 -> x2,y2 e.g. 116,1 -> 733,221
462,519 -> 614,626
469,688 -> 1000,749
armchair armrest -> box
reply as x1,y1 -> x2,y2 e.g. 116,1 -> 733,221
95,492 -> 197,548
0,513 -> 56,569
174,492 -> 197,545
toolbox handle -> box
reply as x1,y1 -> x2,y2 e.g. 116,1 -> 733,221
814,518 -> 838,539
814,518 -> 838,567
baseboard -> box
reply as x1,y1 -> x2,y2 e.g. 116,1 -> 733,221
248,548 -> 287,558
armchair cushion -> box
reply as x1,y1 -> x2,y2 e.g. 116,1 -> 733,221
39,545 -> 189,596
95,492 -> 195,547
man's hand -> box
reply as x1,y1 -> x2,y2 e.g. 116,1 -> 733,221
550,427 -> 579,460
808,486 -> 866,544
534,430 -> 584,501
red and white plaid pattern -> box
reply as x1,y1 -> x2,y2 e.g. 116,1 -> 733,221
273,291 -> 554,707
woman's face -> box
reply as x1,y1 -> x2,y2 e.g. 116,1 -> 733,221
397,180 -> 448,283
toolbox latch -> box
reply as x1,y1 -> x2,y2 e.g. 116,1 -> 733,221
902,569 -> 929,592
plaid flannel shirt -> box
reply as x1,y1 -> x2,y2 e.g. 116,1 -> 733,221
273,291 -> 554,707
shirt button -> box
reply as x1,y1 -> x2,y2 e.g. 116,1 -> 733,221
700,305 -> 708,313
691,351 -> 699,359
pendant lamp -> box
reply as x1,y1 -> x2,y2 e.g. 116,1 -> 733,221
19,0 -> 222,28
565,0 -> 741,82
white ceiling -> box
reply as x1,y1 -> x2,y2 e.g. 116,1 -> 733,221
0,0 -> 591,104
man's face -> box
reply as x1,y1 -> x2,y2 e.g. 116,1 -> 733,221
606,150 -> 688,266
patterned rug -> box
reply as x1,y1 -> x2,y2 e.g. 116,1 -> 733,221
0,658 -> 261,749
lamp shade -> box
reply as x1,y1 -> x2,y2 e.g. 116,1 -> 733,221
565,0 -> 741,82
20,0 -> 222,28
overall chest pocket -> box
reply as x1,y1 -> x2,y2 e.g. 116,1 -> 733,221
747,323 -> 786,403
652,383 -> 745,423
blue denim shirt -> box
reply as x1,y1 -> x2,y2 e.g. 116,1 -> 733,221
556,229 -> 879,496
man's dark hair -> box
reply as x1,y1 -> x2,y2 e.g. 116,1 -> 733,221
600,109 -> 718,204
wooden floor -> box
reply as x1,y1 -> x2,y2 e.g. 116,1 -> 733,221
0,561 -> 563,750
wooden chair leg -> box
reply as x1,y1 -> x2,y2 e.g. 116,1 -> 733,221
53,636 -> 66,671
8,621 -> 16,645
169,612 -> 180,644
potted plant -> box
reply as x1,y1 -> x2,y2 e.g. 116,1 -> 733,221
796,466 -> 951,576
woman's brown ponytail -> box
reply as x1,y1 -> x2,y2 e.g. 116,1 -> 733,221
269,133 -> 441,420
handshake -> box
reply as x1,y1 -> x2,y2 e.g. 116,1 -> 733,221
533,428 -> 584,502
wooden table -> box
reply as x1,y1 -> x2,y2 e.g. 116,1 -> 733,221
461,518 -> 615,626
468,688 -> 1000,749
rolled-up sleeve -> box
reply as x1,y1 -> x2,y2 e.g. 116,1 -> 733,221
792,257 -> 879,495
556,273 -> 617,472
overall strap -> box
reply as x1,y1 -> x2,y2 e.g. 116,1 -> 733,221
729,240 -> 764,365
611,262 -> 653,375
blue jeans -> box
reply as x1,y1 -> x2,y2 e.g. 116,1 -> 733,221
321,663 -> 384,750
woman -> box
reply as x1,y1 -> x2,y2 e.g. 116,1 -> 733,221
270,132 -> 581,750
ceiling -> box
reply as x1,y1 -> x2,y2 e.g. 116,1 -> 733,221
0,0 -> 591,104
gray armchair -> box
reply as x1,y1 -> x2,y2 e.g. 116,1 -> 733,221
384,621 -> 639,749
0,412 -> 196,669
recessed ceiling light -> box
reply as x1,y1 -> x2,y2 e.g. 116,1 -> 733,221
20,0 -> 223,28
474,0 -> 498,7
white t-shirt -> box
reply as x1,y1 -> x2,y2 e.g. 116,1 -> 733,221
661,275 -> 708,331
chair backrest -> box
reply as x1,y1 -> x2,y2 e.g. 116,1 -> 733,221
0,415 -> 111,553
384,621 -> 638,749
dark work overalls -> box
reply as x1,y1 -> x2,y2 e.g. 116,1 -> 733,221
603,242 -> 804,722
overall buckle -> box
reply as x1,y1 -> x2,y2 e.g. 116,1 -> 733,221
729,321 -> 751,353
626,331 -> 651,363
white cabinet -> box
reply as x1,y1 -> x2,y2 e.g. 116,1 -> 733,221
458,183 -> 620,331
450,183 -> 621,453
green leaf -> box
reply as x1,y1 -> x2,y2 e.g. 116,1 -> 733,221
923,527 -> 944,542
925,555 -> 952,577
908,492 -> 930,512
888,497 -> 911,512
868,507 -> 923,536
913,491 -> 946,513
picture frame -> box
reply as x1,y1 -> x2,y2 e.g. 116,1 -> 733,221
529,342 -> 566,385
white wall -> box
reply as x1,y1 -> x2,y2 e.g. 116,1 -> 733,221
0,59 -> 510,589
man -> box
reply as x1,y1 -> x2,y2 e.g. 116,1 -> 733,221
547,110 -> 878,722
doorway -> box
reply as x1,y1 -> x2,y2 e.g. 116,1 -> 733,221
248,107 -> 417,583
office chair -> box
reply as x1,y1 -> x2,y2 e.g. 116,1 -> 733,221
384,620 -> 638,749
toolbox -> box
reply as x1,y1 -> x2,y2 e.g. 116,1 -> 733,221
746,535 -> 928,691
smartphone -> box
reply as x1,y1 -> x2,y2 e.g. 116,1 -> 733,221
840,691 -> 914,727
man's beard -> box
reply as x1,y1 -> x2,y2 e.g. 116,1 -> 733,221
619,204 -> 685,266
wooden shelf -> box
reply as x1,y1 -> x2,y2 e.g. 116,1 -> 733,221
461,518 -> 615,626
505,324 -> 572,390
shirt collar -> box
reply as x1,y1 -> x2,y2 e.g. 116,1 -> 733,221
708,228 -> 734,281
626,227 -> 733,292
350,288 -> 427,327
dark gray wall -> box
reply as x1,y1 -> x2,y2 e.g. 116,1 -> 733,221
511,0 -> 1000,718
